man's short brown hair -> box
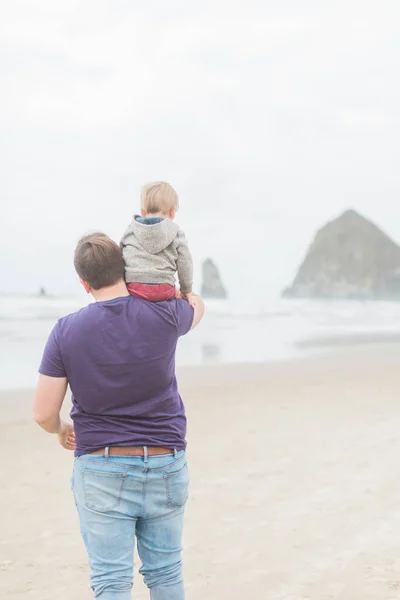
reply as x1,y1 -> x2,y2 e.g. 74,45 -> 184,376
74,232 -> 125,290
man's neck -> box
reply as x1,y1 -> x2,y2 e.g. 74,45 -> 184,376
92,281 -> 130,302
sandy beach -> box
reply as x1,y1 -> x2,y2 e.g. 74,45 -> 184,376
2,346 -> 400,599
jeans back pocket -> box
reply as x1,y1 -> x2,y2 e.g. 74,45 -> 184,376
164,463 -> 189,508
83,468 -> 127,512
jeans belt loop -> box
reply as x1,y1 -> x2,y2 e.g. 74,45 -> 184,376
143,446 -> 148,464
174,448 -> 178,458
105,446 -> 109,459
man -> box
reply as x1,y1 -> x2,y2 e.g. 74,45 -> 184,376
34,232 -> 205,600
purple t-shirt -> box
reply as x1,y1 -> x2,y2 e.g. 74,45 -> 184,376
39,296 -> 194,456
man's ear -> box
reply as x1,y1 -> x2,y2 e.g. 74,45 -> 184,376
169,208 -> 176,220
80,278 -> 91,294
141,209 -> 146,217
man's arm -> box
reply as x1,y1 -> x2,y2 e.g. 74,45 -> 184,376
33,374 -> 68,433
189,293 -> 205,330
33,375 -> 76,450
174,292 -> 205,334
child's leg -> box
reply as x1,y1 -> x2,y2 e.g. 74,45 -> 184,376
127,283 -> 176,302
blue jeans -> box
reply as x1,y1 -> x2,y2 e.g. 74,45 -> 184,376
72,450 -> 189,600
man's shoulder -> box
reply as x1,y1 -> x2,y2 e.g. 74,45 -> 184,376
56,297 -> 192,333
57,303 -> 94,332
135,297 -> 193,325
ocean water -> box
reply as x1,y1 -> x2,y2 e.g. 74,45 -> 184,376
1,293 -> 400,391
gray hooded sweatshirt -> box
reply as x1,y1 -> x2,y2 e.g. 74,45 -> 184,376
120,216 -> 193,293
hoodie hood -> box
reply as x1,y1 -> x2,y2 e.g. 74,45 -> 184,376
130,215 -> 179,255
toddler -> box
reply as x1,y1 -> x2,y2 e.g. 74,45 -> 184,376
120,181 -> 194,303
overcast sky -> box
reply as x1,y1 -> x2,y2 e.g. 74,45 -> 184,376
1,0 -> 399,298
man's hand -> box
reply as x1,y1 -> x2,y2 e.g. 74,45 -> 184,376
179,291 -> 196,308
185,293 -> 196,308
57,421 -> 76,451
176,291 -> 205,330
189,293 -> 205,329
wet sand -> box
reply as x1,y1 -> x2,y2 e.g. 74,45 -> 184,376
2,346 -> 400,599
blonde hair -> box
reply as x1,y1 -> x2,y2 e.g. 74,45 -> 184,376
140,181 -> 179,215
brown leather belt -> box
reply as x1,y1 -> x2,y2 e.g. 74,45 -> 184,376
91,446 -> 174,457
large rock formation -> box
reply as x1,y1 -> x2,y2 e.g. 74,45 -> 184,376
201,259 -> 227,299
283,209 -> 400,300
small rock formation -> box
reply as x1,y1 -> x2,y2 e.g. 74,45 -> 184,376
201,259 -> 227,299
283,209 -> 400,300
38,287 -> 47,297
